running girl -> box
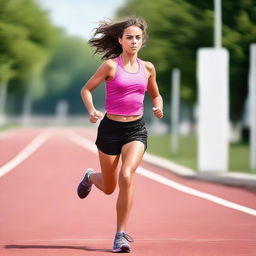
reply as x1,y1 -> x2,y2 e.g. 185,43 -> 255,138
77,16 -> 163,253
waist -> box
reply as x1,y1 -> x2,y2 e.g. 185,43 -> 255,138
106,92 -> 145,116
106,113 -> 143,122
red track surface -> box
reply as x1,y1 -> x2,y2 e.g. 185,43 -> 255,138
0,128 -> 256,256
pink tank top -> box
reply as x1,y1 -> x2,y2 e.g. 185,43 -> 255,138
105,55 -> 148,116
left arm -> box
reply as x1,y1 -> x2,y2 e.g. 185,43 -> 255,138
145,61 -> 164,119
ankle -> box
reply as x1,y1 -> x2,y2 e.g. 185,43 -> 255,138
116,229 -> 125,234
87,172 -> 94,185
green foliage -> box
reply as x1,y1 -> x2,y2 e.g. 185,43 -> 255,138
33,36 -> 101,114
44,37 -> 97,94
0,56 -> 14,83
0,0 -> 58,97
0,0 -> 101,114
117,0 -> 256,121
0,21 -> 22,83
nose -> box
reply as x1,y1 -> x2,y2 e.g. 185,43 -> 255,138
132,37 -> 137,44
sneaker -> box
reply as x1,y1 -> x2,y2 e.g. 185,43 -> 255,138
112,232 -> 134,253
77,168 -> 94,199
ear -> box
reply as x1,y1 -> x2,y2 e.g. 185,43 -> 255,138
118,37 -> 122,45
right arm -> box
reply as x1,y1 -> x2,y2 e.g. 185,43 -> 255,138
144,61 -> 164,119
81,60 -> 115,123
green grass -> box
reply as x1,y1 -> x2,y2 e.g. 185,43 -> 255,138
147,134 -> 256,174
0,124 -> 18,131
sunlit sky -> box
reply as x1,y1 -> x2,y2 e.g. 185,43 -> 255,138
38,0 -> 126,40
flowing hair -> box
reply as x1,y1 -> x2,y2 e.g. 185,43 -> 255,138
88,17 -> 148,60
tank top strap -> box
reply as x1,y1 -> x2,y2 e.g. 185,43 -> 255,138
117,55 -> 123,67
137,58 -> 148,78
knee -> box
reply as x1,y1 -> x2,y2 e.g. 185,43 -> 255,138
103,185 -> 116,195
119,169 -> 134,188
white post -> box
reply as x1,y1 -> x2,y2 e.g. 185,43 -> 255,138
249,44 -> 256,169
0,83 -> 7,126
171,68 -> 180,154
56,100 -> 69,125
196,0 -> 229,172
214,0 -> 222,48
197,49 -> 229,172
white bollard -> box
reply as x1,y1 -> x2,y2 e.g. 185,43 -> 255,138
197,48 -> 229,172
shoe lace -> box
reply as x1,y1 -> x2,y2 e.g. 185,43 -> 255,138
122,233 -> 134,243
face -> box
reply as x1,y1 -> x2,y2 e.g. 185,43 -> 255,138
118,25 -> 143,54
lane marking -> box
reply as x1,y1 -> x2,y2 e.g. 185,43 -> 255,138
67,132 -> 97,153
0,130 -> 53,178
66,131 -> 256,216
137,167 -> 256,216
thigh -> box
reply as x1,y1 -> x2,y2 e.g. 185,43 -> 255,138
98,149 -> 121,190
120,141 -> 145,176
95,115 -> 123,155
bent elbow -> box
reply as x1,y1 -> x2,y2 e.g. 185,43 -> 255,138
81,86 -> 87,96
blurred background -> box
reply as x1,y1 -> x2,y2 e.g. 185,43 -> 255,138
0,0 -> 255,173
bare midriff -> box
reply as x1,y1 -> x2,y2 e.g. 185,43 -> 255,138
106,113 -> 142,122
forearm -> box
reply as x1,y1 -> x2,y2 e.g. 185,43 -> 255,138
81,88 -> 96,114
152,95 -> 163,110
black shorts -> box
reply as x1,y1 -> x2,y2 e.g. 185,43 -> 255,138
95,114 -> 148,155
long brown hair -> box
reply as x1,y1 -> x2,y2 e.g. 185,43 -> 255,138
88,17 -> 148,60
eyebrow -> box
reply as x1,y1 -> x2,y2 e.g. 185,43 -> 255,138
125,34 -> 142,36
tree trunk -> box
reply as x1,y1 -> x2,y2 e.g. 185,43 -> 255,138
21,82 -> 32,126
0,82 -> 8,126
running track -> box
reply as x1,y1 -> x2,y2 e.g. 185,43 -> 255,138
0,127 -> 256,256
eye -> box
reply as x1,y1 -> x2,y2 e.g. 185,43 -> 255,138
136,36 -> 142,40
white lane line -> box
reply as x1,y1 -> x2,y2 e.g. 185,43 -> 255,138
66,131 -> 256,217
137,167 -> 256,216
67,131 -> 97,153
0,130 -> 53,178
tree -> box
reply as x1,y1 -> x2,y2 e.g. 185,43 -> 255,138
117,0 -> 256,122
0,0 -> 58,121
33,36 -> 101,114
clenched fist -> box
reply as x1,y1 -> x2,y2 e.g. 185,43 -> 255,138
152,107 -> 164,119
89,110 -> 103,123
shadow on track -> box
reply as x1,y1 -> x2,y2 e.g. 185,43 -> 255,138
5,244 -> 112,253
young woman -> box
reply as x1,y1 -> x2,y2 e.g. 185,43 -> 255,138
77,17 -> 163,253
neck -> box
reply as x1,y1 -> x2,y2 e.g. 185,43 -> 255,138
121,52 -> 137,65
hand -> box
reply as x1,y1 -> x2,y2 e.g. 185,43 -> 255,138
89,110 -> 103,123
152,107 -> 164,119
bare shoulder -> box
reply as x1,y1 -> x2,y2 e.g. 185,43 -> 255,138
104,58 -> 118,80
104,58 -> 117,69
95,58 -> 117,77
143,61 -> 155,70
142,60 -> 156,77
